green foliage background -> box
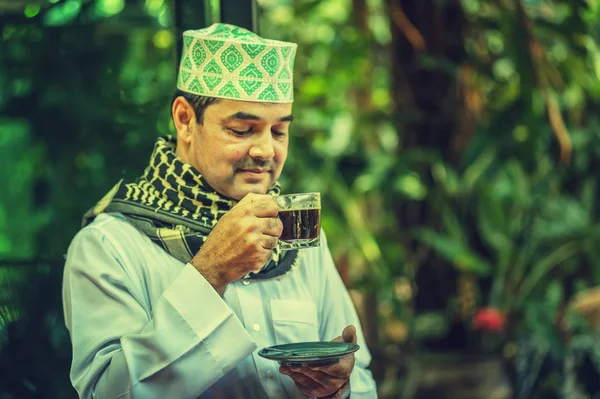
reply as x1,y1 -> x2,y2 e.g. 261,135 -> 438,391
2,0 -> 600,397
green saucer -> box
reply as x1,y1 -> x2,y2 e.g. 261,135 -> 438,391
258,342 -> 360,368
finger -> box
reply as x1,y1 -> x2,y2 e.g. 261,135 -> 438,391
310,356 -> 354,378
279,365 -> 290,374
253,203 -> 279,218
259,248 -> 272,266
261,235 -> 278,250
342,325 -> 357,344
288,371 -> 342,399
280,366 -> 347,398
291,368 -> 344,387
237,194 -> 279,217
282,370 -> 325,392
262,217 -> 283,237
238,193 -> 272,205
330,325 -> 356,344
279,366 -> 322,390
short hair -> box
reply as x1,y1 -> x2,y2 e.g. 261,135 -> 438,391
172,90 -> 220,124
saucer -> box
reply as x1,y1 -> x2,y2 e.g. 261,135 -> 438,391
258,342 -> 359,368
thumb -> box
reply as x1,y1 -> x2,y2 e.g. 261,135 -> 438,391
343,325 -> 357,344
333,325 -> 357,344
330,325 -> 357,343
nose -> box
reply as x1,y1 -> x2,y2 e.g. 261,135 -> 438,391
248,130 -> 275,161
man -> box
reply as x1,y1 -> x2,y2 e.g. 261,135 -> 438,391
62,23 -> 377,399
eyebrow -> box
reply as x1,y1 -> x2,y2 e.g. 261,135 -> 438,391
226,112 -> 294,123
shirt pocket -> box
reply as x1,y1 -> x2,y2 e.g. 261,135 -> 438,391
270,299 -> 320,345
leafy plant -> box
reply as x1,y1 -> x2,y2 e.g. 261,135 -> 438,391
414,155 -> 600,351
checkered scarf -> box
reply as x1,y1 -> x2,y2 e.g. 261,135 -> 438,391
82,136 -> 297,280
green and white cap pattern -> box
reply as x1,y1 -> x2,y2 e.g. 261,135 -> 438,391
177,23 -> 297,103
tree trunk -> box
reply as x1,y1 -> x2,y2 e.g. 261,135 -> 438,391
387,0 -> 473,319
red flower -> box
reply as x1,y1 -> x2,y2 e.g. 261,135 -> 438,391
472,307 -> 505,333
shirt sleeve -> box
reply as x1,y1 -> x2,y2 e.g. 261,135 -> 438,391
62,226 -> 256,399
315,232 -> 378,399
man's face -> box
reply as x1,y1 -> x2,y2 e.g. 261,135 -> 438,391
187,99 -> 293,201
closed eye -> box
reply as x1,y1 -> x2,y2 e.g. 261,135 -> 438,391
229,128 -> 253,136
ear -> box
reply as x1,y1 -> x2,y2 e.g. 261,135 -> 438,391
172,96 -> 197,144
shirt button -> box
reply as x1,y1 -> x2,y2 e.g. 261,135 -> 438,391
242,280 -> 250,286
266,370 -> 274,379
253,324 -> 261,332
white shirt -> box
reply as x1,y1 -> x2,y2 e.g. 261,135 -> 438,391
62,213 -> 377,399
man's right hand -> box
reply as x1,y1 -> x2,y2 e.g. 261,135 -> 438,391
190,193 -> 282,295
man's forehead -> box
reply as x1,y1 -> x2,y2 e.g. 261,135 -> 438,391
209,99 -> 293,121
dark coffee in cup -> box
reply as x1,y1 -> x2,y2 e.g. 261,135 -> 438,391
279,208 -> 321,242
276,192 -> 321,249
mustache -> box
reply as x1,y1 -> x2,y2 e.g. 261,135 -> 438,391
234,157 -> 276,170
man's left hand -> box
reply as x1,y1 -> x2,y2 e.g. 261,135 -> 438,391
279,325 -> 356,398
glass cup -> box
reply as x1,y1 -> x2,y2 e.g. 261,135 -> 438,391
275,192 -> 321,249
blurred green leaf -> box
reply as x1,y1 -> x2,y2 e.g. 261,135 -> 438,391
476,189 -> 512,252
411,312 -> 450,340
43,0 -> 82,26
394,173 -> 427,200
414,229 -> 491,275
533,197 -> 591,241
431,163 -> 461,195
545,279 -> 563,308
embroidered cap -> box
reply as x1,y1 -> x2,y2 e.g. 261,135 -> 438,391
177,23 -> 297,103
